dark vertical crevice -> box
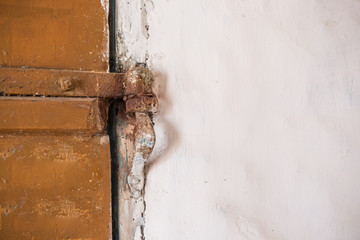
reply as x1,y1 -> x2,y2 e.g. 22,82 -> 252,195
108,0 -> 120,239
108,101 -> 119,240
109,0 -> 118,73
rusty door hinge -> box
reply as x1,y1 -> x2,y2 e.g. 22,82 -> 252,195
0,67 -> 159,109
124,66 -> 158,113
0,66 -> 158,133
0,65 -> 159,240
106,66 -> 158,240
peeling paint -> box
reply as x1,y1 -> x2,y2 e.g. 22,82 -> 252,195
0,196 -> 26,217
128,112 -> 155,197
100,136 -> 110,145
116,0 -> 151,71
115,111 -> 151,240
0,145 -> 22,160
0,136 -> 112,238
34,198 -> 88,217
112,1 -> 158,238
115,108 -> 156,240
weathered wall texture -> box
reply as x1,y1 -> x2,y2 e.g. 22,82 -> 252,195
141,0 -> 360,239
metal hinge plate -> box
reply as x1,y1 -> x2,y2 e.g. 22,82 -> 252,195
0,67 -> 125,98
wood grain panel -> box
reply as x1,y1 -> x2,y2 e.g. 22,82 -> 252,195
0,0 -> 109,72
0,97 -> 108,134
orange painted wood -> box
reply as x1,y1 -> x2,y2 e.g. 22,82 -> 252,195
0,0 -> 113,238
0,135 -> 112,239
0,67 -> 125,98
0,97 -> 108,134
0,0 -> 109,72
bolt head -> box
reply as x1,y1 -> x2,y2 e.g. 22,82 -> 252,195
59,79 -> 74,91
130,175 -> 140,185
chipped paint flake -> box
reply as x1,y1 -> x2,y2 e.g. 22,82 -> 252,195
116,0 -> 151,70
116,110 -> 156,240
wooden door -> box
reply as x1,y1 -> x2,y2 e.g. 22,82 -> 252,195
0,1 -> 115,239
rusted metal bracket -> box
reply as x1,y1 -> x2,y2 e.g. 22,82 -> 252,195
124,67 -> 157,198
113,66 -> 157,240
124,66 -> 158,113
0,67 -> 125,98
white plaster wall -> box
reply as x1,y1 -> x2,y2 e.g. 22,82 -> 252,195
144,0 -> 360,239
